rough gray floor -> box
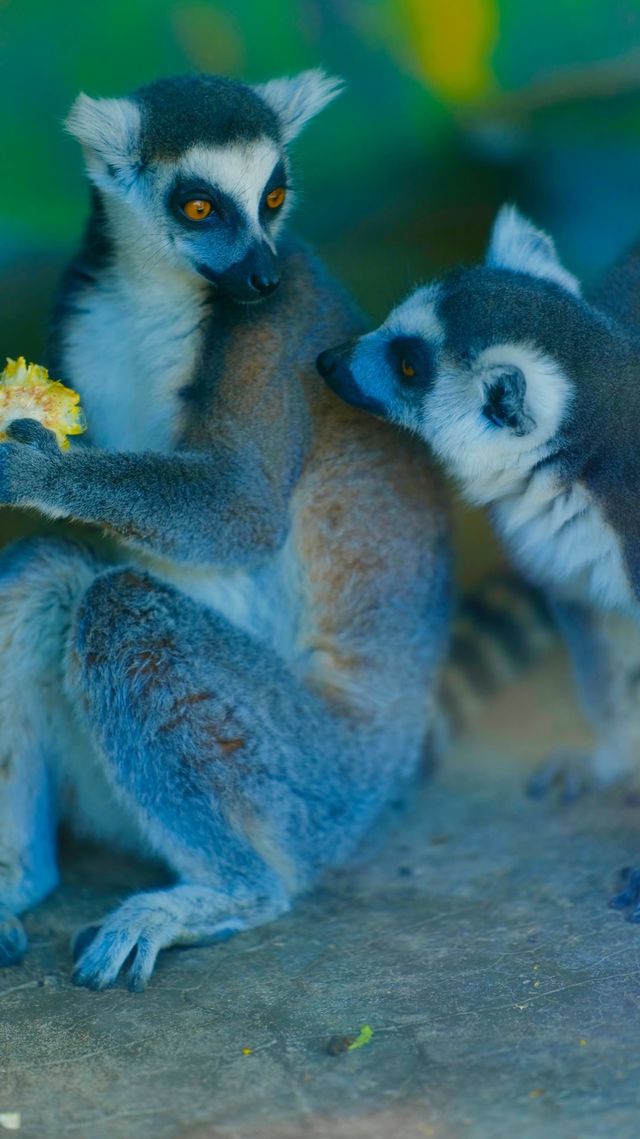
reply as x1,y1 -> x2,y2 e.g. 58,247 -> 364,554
3,651 -> 640,1139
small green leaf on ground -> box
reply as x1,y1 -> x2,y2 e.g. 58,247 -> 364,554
347,1025 -> 373,1051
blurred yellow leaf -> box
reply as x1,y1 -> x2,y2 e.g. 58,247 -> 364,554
404,0 -> 498,103
172,4 -> 245,74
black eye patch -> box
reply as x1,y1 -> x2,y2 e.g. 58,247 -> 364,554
388,336 -> 436,389
260,159 -> 288,223
167,179 -> 243,230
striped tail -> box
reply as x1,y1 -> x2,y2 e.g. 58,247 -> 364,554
431,573 -> 557,753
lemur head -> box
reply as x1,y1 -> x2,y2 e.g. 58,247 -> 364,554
317,206 -> 604,502
66,70 -> 342,303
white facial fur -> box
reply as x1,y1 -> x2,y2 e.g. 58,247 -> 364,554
175,138 -> 289,240
67,131 -> 288,282
383,283 -> 445,343
415,326 -> 633,612
423,341 -> 573,504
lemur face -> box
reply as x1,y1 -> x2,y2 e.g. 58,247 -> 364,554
317,284 -> 443,423
66,71 -> 342,303
318,207 -> 583,504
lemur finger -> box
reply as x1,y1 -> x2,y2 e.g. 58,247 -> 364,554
126,936 -> 160,993
6,418 -> 59,454
526,758 -> 564,798
609,866 -> 640,912
526,750 -> 591,802
72,926 -> 140,990
0,907 -> 28,967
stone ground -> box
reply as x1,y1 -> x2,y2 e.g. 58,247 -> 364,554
2,650 -> 640,1139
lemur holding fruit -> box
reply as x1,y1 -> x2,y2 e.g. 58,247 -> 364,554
0,71 -> 452,988
318,206 -> 640,919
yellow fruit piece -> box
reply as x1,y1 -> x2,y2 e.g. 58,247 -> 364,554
0,357 -> 86,451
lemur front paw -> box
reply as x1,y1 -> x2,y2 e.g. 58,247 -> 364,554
0,906 -> 28,967
72,893 -> 195,992
0,419 -> 59,504
526,748 -> 593,803
610,866 -> 640,923
6,418 -> 60,454
72,916 -> 162,993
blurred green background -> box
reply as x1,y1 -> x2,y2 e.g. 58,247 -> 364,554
2,0 -> 640,575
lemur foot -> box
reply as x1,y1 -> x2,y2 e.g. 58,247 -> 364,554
610,867 -> 640,923
526,749 -> 593,803
71,888 -> 247,991
0,906 -> 28,967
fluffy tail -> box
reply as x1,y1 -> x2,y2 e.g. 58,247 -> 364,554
432,572 -> 557,749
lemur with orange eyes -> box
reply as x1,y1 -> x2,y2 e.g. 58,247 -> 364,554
318,205 -> 640,922
0,71 -> 451,988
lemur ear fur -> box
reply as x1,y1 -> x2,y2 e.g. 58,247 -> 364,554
65,94 -> 141,169
486,205 -> 581,297
481,364 -> 537,437
254,69 -> 344,142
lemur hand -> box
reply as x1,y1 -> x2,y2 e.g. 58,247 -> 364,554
0,419 -> 61,505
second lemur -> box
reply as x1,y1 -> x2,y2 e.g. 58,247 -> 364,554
318,206 -> 640,843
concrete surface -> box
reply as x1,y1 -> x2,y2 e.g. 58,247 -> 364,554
2,650 -> 640,1139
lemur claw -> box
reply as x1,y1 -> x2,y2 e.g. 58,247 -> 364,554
72,923 -> 153,991
610,866 -> 640,922
72,897 -> 179,991
0,907 -> 28,967
526,749 -> 591,804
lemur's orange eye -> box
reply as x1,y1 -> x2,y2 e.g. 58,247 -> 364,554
401,359 -> 416,378
266,186 -> 286,210
183,198 -> 212,221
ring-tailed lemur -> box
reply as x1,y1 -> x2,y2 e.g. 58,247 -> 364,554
317,206 -> 640,917
0,71 -> 452,988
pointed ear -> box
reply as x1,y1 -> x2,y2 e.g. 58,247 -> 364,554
486,205 -> 580,296
65,94 -> 141,171
254,69 -> 343,143
481,364 -> 536,436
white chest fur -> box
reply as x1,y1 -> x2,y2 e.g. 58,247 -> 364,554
63,265 -> 208,453
63,261 -> 304,660
492,470 -> 634,611
143,527 -> 303,665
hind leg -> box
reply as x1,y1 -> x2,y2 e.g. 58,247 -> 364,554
0,537 -> 101,964
528,601 -> 640,800
67,567 -> 366,990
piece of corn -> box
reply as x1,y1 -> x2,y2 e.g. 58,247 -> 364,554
0,357 -> 86,450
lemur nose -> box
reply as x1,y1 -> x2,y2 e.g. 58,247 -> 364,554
316,341 -> 354,378
249,273 -> 280,296
316,348 -> 339,376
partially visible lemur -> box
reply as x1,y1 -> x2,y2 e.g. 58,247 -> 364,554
0,71 -> 451,987
318,206 -> 640,917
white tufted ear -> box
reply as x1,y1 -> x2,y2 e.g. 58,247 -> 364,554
486,205 -> 580,296
254,69 -> 343,143
65,94 -> 141,170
